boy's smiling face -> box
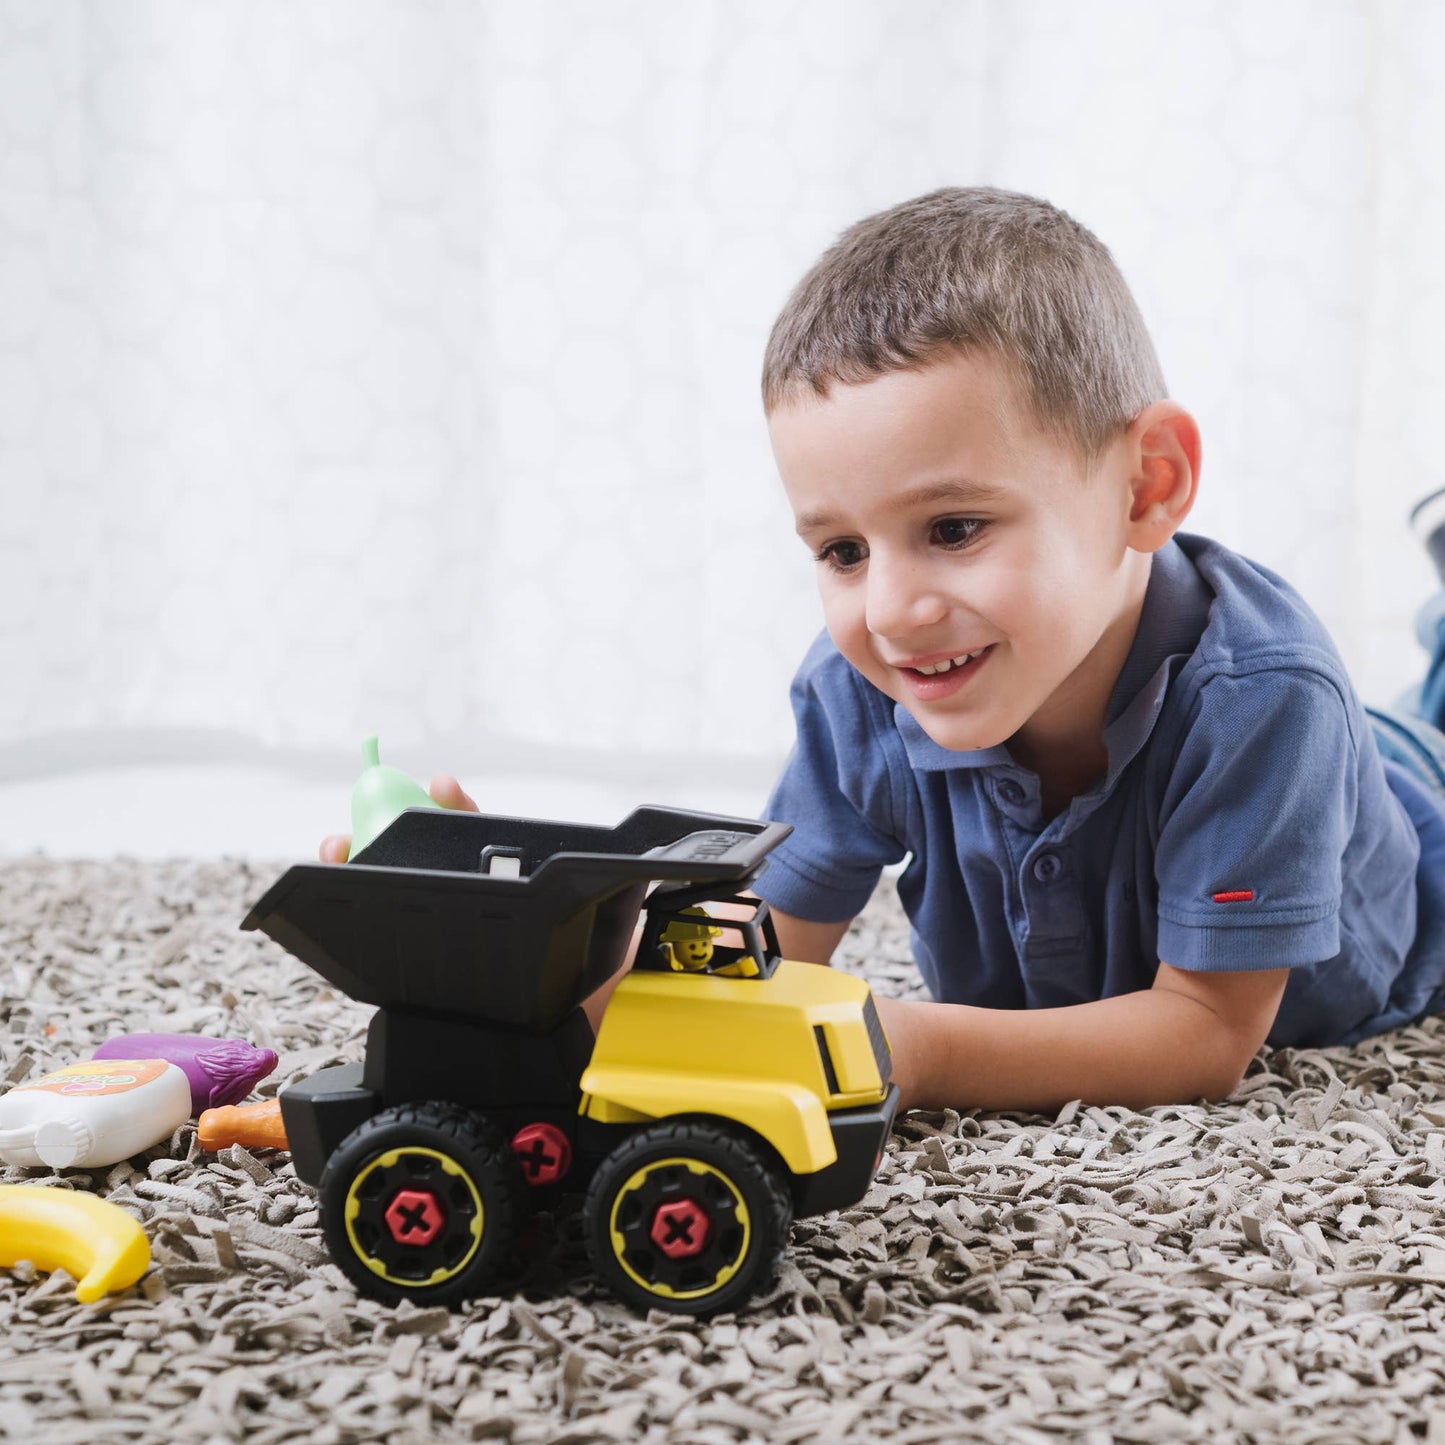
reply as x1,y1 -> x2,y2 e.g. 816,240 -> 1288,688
770,349 -> 1157,764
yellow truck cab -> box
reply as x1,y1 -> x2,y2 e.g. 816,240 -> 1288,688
578,890 -> 897,1310
584,902 -> 892,1180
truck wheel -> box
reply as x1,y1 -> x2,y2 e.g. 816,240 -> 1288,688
319,1102 -> 523,1306
584,1120 -> 794,1316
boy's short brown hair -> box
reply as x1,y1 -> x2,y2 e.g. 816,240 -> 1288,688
762,187 -> 1166,457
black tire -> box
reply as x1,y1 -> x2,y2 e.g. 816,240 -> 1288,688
584,1119 -> 794,1316
319,1102 -> 524,1306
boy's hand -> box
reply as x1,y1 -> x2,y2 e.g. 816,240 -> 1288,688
317,774 -> 480,862
425,774 -> 479,813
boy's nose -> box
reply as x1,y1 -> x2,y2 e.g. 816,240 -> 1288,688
864,557 -> 947,638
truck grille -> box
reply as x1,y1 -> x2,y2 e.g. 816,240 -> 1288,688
862,996 -> 893,1083
813,1026 -> 841,1094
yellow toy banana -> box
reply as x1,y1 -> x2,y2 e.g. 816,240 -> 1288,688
0,1185 -> 150,1302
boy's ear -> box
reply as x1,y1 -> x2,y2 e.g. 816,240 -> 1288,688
1121,402 -> 1201,552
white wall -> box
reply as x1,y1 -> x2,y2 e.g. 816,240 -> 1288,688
2,0 -> 1443,851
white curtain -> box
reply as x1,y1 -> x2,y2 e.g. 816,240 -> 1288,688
2,0 -> 1442,784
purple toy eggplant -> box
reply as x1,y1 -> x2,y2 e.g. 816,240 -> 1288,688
93,1034 -> 279,1115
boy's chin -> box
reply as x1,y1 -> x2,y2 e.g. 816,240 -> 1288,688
905,708 -> 1010,755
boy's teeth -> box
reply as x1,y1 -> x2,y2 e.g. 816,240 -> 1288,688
916,649 -> 983,676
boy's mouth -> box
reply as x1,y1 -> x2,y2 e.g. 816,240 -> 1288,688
894,645 -> 994,699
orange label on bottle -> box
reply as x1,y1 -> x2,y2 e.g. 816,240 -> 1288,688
15,1059 -> 169,1097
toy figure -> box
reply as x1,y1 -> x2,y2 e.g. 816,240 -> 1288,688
658,908 -> 720,970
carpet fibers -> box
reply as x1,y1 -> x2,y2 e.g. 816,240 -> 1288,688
4,856 -> 1445,1443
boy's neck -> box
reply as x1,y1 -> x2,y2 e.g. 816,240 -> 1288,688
1007,551 -> 1154,818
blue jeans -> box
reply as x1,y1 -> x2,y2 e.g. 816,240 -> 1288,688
1368,592 -> 1445,800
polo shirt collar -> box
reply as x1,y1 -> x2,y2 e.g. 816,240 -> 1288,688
895,537 -> 1214,776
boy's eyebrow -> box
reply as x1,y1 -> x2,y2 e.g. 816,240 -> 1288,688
794,479 -> 1007,534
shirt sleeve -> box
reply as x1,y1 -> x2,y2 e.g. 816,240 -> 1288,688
753,637 -> 909,922
1154,665 -> 1358,971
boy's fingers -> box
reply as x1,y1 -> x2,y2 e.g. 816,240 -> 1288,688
319,777 -> 472,862
429,774 -> 479,812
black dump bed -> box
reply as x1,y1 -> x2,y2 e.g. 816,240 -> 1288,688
241,806 -> 791,1031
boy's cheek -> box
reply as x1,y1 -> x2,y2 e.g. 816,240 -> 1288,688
839,642 -> 903,702
820,615 -> 875,674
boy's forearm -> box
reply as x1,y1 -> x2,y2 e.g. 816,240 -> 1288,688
770,907 -> 852,965
875,988 -> 1253,1114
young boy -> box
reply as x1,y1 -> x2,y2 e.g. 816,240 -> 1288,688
745,186 -> 1445,1116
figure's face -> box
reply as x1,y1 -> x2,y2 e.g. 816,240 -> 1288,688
769,351 -> 1146,756
675,937 -> 713,968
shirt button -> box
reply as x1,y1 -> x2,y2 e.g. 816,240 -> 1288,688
1033,853 -> 1063,883
998,779 -> 1026,805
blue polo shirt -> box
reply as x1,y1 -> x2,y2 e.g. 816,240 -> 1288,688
756,534 -> 1445,1047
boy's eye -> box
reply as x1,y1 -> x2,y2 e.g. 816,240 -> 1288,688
814,539 -> 866,571
931,517 -> 985,548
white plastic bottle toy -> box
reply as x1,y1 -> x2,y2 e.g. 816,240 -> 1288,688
0,1059 -> 192,1169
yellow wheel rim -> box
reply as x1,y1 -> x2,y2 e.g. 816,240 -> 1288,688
343,1145 -> 484,1289
608,1155 -> 752,1301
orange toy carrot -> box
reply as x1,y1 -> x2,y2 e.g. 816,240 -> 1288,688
198,1099 -> 288,1152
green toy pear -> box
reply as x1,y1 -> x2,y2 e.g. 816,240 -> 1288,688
349,735 -> 438,859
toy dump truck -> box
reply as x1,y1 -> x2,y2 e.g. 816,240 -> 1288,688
242,804 -> 897,1315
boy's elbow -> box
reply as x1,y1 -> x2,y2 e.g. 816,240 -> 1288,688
1143,1051 -> 1250,1108
1196,1048 -> 1257,1104
1130,1069 -> 1242,1110
1150,969 -> 1276,1106
1198,1069 -> 1245,1105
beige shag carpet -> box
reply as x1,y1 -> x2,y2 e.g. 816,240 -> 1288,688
4,856 -> 1445,1443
